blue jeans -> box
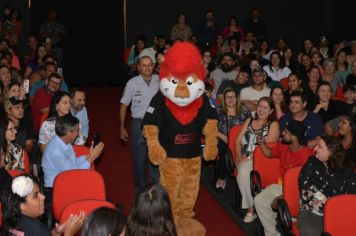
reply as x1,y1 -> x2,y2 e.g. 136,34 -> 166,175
131,118 -> 159,192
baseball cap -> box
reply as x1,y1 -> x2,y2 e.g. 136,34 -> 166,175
285,120 -> 307,144
4,96 -> 23,112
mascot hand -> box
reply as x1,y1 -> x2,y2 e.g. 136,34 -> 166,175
143,125 -> 167,165
202,119 -> 218,161
147,141 -> 167,165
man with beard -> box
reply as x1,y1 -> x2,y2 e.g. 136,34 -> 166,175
240,67 -> 270,113
70,89 -> 89,142
253,120 -> 313,236
209,52 -> 237,98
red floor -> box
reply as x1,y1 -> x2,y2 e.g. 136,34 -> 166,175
85,87 -> 245,236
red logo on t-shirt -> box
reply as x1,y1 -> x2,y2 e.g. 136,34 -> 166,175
175,134 -> 197,144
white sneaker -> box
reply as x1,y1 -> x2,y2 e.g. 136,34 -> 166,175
243,212 -> 257,223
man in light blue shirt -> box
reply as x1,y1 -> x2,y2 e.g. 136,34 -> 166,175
42,115 -> 104,191
70,89 -> 89,140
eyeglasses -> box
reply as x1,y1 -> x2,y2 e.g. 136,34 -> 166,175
6,127 -> 16,133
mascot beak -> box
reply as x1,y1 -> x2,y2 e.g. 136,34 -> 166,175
174,80 -> 190,98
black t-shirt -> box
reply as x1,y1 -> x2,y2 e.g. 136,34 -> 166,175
14,215 -> 51,236
15,108 -> 35,148
142,92 -> 217,158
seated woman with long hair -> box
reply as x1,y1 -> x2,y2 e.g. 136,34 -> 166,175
216,87 -> 251,190
127,184 -> 177,236
338,115 -> 356,168
297,136 -> 356,236
1,174 -> 84,236
0,118 -> 24,172
270,86 -> 288,120
283,73 -> 304,106
39,91 -> 86,152
235,97 -> 279,223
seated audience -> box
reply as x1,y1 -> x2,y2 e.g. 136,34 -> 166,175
41,115 -> 104,200
222,16 -> 245,42
23,44 -> 47,79
304,65 -> 322,110
345,60 -> 356,86
216,65 -> 251,100
39,91 -> 86,152
263,51 -> 291,82
32,72 -> 63,133
0,118 -> 25,172
270,86 -> 287,120
335,49 -> 351,84
283,73 -> 304,106
254,120 -> 313,236
338,115 -> 356,168
5,96 -> 35,154
321,59 -> 342,95
240,67 -> 271,113
81,207 -> 126,236
1,174 -> 85,236
0,65 -> 11,88
216,88 -> 251,190
127,184 -> 177,236
312,81 -> 343,124
280,91 -> 324,147
170,13 -> 192,42
235,97 -> 279,223
70,88 -> 89,141
297,136 -> 356,236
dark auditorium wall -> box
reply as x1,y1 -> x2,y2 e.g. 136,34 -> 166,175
29,0 -> 125,86
126,0 -> 356,51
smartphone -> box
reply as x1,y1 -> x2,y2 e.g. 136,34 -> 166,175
23,79 -> 30,94
93,132 -> 101,147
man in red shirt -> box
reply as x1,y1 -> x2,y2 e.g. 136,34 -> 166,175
254,120 -> 312,236
32,72 -> 62,133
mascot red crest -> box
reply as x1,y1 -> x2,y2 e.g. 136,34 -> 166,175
159,42 -> 206,125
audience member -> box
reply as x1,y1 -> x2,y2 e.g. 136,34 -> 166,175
196,10 -> 217,51
254,120 -> 312,236
270,86 -> 287,120
204,81 -> 216,108
297,136 -> 356,236
0,118 -> 25,172
40,9 -> 66,66
127,184 -> 177,236
263,51 -> 291,82
170,13 -> 192,42
1,174 -> 84,236
235,97 -> 279,223
39,91 -> 86,153
0,64 -> 11,88
335,49 -> 351,84
127,35 -> 146,70
283,73 -> 304,106
346,41 -> 356,64
70,88 -> 89,141
23,45 -> 47,80
216,65 -> 251,100
81,207 -> 126,236
244,8 -> 267,41
345,60 -> 356,86
120,56 -> 159,192
222,16 -> 245,42
302,38 -> 314,55
321,59 -> 342,94
153,49 -> 165,75
41,115 -> 104,202
338,115 -> 356,168
32,72 -> 63,133
310,51 -> 324,75
279,91 -> 323,147
209,33 -> 224,58
5,96 -> 35,154
318,36 -> 331,59
216,88 -> 251,190
304,65 -> 322,110
240,67 -> 271,113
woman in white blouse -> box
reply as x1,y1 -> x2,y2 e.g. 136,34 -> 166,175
263,51 -> 291,82
39,91 -> 86,152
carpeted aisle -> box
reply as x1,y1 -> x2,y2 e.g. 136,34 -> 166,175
85,87 -> 245,236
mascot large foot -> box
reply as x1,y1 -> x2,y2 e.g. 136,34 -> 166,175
177,218 -> 206,236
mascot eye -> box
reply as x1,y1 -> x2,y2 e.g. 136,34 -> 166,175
186,77 -> 194,86
171,79 -> 178,84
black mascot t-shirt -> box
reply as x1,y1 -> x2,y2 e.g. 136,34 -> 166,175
142,91 -> 217,158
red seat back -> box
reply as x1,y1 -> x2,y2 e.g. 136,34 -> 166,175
72,145 -> 94,170
280,77 -> 289,90
123,47 -> 131,64
60,199 -> 116,224
52,170 -> 106,221
228,125 -> 242,176
282,166 -> 302,218
324,194 -> 356,236
40,111 -> 49,125
253,143 -> 280,188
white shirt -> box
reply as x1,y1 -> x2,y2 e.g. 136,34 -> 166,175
263,65 -> 291,82
120,75 -> 159,119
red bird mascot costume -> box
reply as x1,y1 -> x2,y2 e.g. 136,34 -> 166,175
142,42 -> 218,235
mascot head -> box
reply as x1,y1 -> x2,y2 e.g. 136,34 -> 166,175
160,42 -> 205,107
